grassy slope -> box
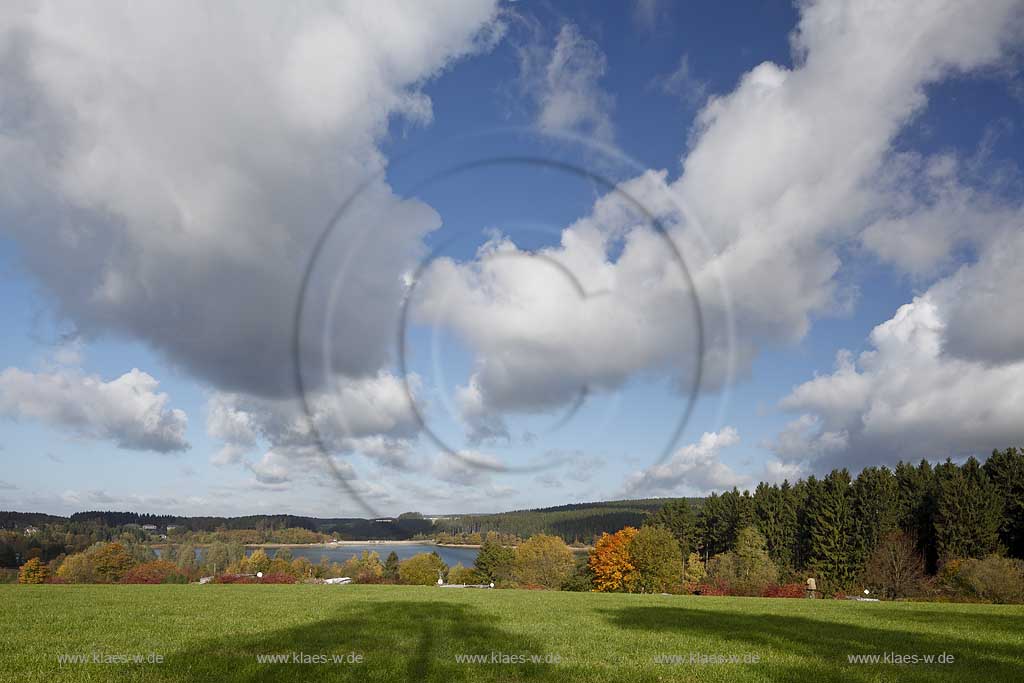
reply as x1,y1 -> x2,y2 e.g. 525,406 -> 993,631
3,585 -> 1023,682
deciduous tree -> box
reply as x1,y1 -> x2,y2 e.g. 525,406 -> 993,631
629,525 -> 683,593
588,527 -> 638,592
514,534 -> 575,589
399,552 -> 447,585
864,531 -> 926,599
18,557 -> 47,584
91,543 -> 135,583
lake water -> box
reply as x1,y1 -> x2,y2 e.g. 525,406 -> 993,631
256,543 -> 479,568
155,543 -> 477,567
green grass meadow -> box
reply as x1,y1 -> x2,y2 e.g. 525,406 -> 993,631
2,585 -> 1022,682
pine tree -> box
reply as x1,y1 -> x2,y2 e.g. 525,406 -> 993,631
474,536 -> 515,583
648,499 -> 696,558
806,469 -> 857,589
935,457 -> 1002,562
983,447 -> 1024,559
754,482 -> 798,569
384,551 -> 400,581
851,466 -> 898,567
895,460 -> 939,573
779,480 -> 800,568
696,488 -> 754,558
792,477 -> 816,570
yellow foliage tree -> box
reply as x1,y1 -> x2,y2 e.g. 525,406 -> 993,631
18,557 -> 48,584
246,549 -> 271,574
91,543 -> 135,583
56,553 -> 96,583
514,534 -> 575,589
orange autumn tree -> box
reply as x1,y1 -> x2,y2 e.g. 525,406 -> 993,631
589,526 -> 639,592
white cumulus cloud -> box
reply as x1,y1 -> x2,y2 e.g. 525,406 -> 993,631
622,427 -> 746,497
0,367 -> 188,452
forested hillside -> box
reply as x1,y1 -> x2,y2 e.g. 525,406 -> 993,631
431,499 -> 701,544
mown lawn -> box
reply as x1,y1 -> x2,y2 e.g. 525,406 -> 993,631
2,584 -> 1022,682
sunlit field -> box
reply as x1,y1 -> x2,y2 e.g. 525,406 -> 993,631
4,585 -> 1023,682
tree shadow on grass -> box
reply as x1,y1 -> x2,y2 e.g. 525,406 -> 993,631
870,606 -> 1024,636
153,600 -> 556,683
600,604 -> 1024,682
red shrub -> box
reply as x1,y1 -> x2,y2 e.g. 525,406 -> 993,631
259,573 -> 296,584
762,583 -> 805,598
212,574 -> 257,584
45,575 -> 69,585
122,560 -> 188,584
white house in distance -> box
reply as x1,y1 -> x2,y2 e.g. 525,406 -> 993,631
23,526 -> 39,536
141,524 -> 158,531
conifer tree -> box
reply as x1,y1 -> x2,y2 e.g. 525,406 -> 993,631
983,447 -> 1024,559
697,488 -> 754,558
648,499 -> 696,558
753,482 -> 798,569
806,469 -> 857,589
851,466 -> 898,567
895,460 -> 939,572
935,457 -> 1002,561
384,551 -> 400,581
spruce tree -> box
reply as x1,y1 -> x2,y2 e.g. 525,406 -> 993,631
806,469 -> 857,589
895,460 -> 939,572
935,457 -> 1002,561
697,489 -> 753,557
384,551 -> 400,581
474,537 -> 514,583
648,499 -> 696,558
983,447 -> 1024,559
852,466 -> 898,567
779,480 -> 800,569
753,482 -> 797,570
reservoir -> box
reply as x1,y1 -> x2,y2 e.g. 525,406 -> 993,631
254,543 -> 479,568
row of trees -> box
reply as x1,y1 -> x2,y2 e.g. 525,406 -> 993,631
645,449 -> 1024,590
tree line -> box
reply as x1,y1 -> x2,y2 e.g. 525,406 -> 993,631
651,448 -> 1024,590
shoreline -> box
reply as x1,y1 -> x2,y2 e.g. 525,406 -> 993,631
149,540 -> 441,549
149,540 -> 591,550
254,540 -> 438,548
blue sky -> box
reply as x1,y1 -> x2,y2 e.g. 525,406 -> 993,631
1,1 -> 1023,517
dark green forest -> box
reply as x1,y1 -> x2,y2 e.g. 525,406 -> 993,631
681,448 -> 1024,589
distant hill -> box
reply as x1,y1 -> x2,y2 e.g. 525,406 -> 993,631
1,497 -> 700,543
431,498 -> 703,544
